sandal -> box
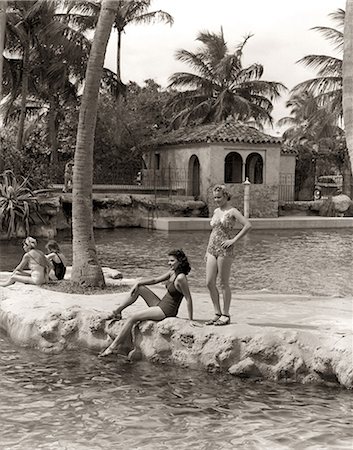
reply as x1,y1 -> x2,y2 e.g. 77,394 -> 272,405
205,313 -> 222,325
214,315 -> 231,326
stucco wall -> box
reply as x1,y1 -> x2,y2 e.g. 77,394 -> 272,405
207,183 -> 279,218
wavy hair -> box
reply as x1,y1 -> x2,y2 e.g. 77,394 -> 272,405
168,249 -> 191,275
213,184 -> 231,201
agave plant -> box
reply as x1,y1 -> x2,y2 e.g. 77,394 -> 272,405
0,170 -> 42,238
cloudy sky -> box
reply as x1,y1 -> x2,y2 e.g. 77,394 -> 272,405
104,0 -> 346,134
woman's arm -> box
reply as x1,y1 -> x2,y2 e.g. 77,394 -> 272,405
136,271 -> 171,287
13,254 -> 29,274
46,252 -> 55,261
175,275 -> 193,321
222,208 -> 252,249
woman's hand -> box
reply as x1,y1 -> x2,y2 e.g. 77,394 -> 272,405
221,239 -> 234,249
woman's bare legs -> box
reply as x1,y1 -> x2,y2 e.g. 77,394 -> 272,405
0,273 -> 38,287
110,285 -> 161,318
99,306 -> 165,357
217,256 -> 233,316
206,253 -> 222,317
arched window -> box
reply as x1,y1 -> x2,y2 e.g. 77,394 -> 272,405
224,152 -> 243,183
246,153 -> 263,184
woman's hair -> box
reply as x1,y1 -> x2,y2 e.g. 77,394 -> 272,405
213,184 -> 231,201
24,236 -> 37,249
168,249 -> 191,275
46,240 -> 61,253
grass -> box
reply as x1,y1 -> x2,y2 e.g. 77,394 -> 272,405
42,280 -> 130,295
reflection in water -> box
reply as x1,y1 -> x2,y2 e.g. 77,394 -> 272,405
1,228 -> 352,448
0,333 -> 352,450
1,228 -> 352,296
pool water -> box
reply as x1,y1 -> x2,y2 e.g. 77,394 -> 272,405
1,332 -> 352,450
1,228 -> 352,449
1,228 -> 352,296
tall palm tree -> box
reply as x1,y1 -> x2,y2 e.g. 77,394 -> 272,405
0,0 -> 7,173
0,0 -> 7,102
343,0 -> 353,179
167,30 -> 286,129
65,0 -> 173,94
3,1 -> 89,170
71,0 -> 118,287
293,9 -> 344,117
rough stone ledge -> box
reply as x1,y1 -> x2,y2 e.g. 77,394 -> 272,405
0,271 -> 352,389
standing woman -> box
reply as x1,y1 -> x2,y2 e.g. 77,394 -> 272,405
99,249 -> 194,358
205,185 -> 252,325
0,236 -> 51,287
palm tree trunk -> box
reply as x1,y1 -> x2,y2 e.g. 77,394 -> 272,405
115,28 -> 123,146
343,0 -> 353,197
0,0 -> 7,173
71,0 -> 118,287
0,0 -> 6,102
16,47 -> 28,152
48,95 -> 59,180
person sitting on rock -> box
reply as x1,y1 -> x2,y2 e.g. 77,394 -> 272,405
45,240 -> 67,281
0,236 -> 51,287
99,249 -> 195,358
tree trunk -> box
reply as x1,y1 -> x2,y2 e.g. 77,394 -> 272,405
0,0 -> 7,173
0,0 -> 6,102
71,0 -> 118,287
343,0 -> 353,197
115,28 -> 123,146
48,95 -> 59,180
16,47 -> 28,152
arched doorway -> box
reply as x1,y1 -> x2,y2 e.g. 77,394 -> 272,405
188,155 -> 200,198
224,152 -> 243,183
245,153 -> 263,184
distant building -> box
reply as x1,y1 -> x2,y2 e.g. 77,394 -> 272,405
143,120 -> 296,217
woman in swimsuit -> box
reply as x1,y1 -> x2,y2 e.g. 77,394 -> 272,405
99,249 -> 194,358
0,236 -> 50,287
45,240 -> 67,281
205,185 -> 252,326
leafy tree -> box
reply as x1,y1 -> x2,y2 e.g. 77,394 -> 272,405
168,30 -> 286,129
3,0 -> 89,177
292,9 -> 344,117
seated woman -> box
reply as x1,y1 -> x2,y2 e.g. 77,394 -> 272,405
99,249 -> 194,358
45,240 -> 67,281
0,236 -> 51,287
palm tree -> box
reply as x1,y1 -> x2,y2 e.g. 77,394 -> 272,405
0,0 -> 7,102
71,0 -> 118,287
167,30 -> 286,129
343,0 -> 353,180
3,1 -> 89,173
293,9 -> 344,117
66,0 -> 173,95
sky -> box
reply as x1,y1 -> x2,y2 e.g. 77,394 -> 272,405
104,0 -> 346,135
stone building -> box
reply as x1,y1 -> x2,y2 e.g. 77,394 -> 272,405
143,121 -> 296,217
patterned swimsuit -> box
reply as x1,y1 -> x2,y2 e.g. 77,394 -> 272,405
207,208 -> 238,258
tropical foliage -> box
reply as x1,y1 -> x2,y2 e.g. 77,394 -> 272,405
0,169 -> 42,237
2,0 -> 90,175
167,30 -> 286,129
292,9 -> 344,117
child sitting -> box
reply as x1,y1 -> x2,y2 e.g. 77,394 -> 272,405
45,240 -> 67,281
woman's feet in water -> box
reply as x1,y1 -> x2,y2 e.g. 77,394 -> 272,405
98,345 -> 118,358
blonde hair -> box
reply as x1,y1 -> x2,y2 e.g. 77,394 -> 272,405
24,236 -> 37,249
212,184 -> 231,201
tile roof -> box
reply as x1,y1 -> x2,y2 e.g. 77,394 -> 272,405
151,121 -> 282,147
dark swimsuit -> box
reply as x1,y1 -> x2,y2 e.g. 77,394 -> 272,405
52,253 -> 66,280
158,280 -> 184,317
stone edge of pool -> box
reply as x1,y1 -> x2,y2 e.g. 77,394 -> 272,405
140,216 -> 353,231
0,269 -> 352,389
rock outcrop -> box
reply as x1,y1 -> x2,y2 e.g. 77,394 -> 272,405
0,272 -> 352,389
